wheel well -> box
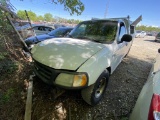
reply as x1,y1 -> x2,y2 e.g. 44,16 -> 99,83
106,67 -> 111,74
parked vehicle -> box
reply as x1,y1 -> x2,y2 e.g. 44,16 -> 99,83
16,24 -> 55,39
147,33 -> 153,36
135,30 -> 146,38
54,24 -> 66,29
155,32 -> 160,42
130,48 -> 160,120
16,23 -> 35,39
32,25 -> 54,35
31,16 -> 142,105
25,27 -> 73,49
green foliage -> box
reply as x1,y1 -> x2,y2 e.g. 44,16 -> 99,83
0,10 -> 13,33
74,19 -> 81,24
44,13 -> 53,22
120,117 -> 128,120
0,1 -> 23,81
0,0 -> 8,6
17,10 -> 37,21
0,0 -> 15,11
8,61 -> 19,73
17,10 -> 27,20
0,60 -> 19,74
52,0 -> 84,15
27,10 -> 37,21
16,9 -> 82,23
1,88 -> 15,103
15,0 -> 84,15
0,0 -> 14,33
0,52 -> 8,60
37,15 -> 44,21
136,25 -> 160,32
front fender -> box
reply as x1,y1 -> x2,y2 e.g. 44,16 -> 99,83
77,48 -> 112,86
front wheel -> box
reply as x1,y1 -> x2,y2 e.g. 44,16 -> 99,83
81,70 -> 109,106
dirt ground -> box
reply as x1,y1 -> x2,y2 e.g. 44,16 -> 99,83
0,36 -> 160,120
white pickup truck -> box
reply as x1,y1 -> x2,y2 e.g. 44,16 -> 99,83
31,16 -> 142,105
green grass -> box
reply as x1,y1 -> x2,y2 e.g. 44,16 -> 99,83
0,52 -> 8,60
0,88 -> 15,104
120,117 -> 129,120
0,60 -> 19,81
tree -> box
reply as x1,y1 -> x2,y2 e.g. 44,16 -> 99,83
75,19 -> 81,24
0,0 -> 15,12
27,10 -> 37,21
2,0 -> 85,16
0,0 -> 16,33
16,0 -> 84,15
17,10 -> 37,21
136,25 -> 160,32
44,13 -> 52,22
51,0 -> 84,15
37,15 -> 44,21
0,0 -> 28,73
17,10 -> 27,20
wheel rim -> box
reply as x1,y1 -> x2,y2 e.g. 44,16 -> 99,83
95,77 -> 106,98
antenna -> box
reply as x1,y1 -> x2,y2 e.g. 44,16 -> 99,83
104,0 -> 110,18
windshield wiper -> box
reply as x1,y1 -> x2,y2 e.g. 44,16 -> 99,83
75,36 -> 103,43
91,40 -> 103,43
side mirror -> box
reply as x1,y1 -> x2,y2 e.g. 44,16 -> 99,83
121,34 -> 132,42
158,48 -> 160,53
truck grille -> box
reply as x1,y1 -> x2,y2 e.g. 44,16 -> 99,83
34,60 -> 59,84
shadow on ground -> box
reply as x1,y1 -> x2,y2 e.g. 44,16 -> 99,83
31,55 -> 152,120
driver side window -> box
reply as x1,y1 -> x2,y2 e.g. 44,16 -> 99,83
118,23 -> 126,42
72,24 -> 86,37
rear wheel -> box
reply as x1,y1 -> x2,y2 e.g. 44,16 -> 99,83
81,70 -> 109,106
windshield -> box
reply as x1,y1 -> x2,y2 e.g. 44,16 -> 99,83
69,20 -> 117,43
48,28 -> 69,37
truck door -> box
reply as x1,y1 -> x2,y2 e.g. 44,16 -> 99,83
111,22 -> 128,72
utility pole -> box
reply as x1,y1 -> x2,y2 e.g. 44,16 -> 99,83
104,0 -> 110,18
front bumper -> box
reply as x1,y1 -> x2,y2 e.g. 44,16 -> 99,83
34,60 -> 88,90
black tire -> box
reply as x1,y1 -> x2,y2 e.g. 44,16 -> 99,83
81,70 -> 109,106
155,40 -> 157,42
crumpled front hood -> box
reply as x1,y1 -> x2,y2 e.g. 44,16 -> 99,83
32,38 -> 105,70
25,34 -> 55,45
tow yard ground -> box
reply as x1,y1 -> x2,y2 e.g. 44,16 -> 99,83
0,36 -> 159,120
